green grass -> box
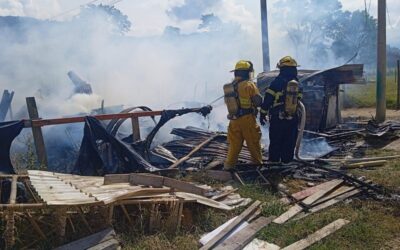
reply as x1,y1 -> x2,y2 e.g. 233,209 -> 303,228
344,72 -> 399,109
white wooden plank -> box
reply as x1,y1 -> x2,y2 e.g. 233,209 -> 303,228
281,219 -> 350,250
176,192 -> 233,211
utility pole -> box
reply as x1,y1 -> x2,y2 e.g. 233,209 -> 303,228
260,0 -> 270,72
376,0 -> 386,122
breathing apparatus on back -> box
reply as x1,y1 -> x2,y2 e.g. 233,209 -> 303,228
223,60 -> 255,120
276,57 -> 301,120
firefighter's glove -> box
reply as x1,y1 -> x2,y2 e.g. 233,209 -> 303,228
259,112 -> 268,126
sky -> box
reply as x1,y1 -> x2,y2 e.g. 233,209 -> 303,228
0,0 -> 399,44
0,0 -> 399,46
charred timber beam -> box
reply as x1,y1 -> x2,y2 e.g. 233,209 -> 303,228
26,97 -> 48,167
168,134 -> 222,169
23,110 -> 163,128
296,160 -> 384,194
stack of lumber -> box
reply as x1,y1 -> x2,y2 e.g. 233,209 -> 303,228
276,179 -> 361,223
200,201 -> 275,250
27,170 -> 245,211
200,190 -> 353,250
28,170 -> 98,206
104,173 -> 250,210
162,127 -> 268,166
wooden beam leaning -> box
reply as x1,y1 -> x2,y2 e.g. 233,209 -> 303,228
214,216 -> 275,250
26,97 -> 48,167
168,134 -> 221,169
200,200 -> 261,250
281,219 -> 350,250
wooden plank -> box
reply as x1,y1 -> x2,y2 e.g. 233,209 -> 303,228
29,110 -> 163,127
129,174 -> 208,196
312,185 -> 356,206
291,179 -> 342,201
214,216 -> 275,250
344,160 -> 387,169
294,189 -> 361,221
281,219 -> 350,250
103,174 -> 130,185
26,97 -> 48,167
175,192 -> 233,211
200,200 -> 261,250
308,189 -> 361,214
54,228 -> 116,250
129,174 -> 164,187
273,180 -> 343,224
87,238 -> 120,250
168,134 -> 221,169
243,239 -> 281,250
163,177 -> 206,196
9,175 -> 17,204
301,179 -> 343,206
97,188 -> 170,204
212,188 -> 238,201
131,117 -> 141,142
199,216 -> 248,246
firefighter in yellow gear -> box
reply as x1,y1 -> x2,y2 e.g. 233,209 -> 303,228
224,60 -> 263,170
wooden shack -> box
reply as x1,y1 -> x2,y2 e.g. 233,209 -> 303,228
257,64 -> 365,131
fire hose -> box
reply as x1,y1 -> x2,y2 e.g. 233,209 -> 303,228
295,101 -> 314,161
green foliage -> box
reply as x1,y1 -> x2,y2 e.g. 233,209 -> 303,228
77,4 -> 131,35
273,0 -> 390,68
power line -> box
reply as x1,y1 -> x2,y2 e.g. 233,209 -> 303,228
50,0 -> 100,20
50,0 -> 125,20
386,3 -> 395,29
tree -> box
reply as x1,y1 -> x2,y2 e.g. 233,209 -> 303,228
325,10 -> 377,68
76,4 -> 131,35
274,0 -> 343,64
273,0 -> 380,68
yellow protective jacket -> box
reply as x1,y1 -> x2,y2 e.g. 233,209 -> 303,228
225,78 -> 263,168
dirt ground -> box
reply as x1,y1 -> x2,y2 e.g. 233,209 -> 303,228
342,108 -> 400,120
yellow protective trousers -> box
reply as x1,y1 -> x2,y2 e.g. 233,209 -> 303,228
224,114 -> 263,169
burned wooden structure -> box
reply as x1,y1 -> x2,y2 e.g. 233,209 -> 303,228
257,64 -> 365,131
0,170 -> 241,249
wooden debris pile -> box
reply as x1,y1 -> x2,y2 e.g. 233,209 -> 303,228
0,170 -> 251,249
200,178 -> 358,250
161,127 -> 268,168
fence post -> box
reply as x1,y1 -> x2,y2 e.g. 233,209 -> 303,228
397,60 -> 400,110
131,117 -> 141,142
26,97 -> 48,168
